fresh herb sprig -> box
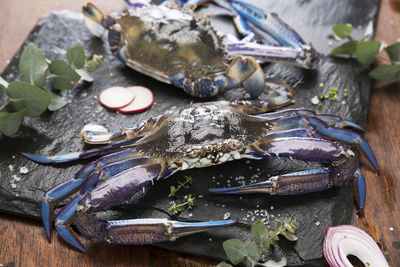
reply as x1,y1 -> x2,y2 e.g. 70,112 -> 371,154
218,218 -> 297,267
329,23 -> 400,82
0,43 -> 102,137
168,176 -> 196,214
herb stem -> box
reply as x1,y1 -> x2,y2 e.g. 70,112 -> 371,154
0,99 -> 11,111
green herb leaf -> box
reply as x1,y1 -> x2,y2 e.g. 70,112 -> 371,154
280,230 -> 298,242
66,46 -> 85,69
18,43 -> 48,87
216,262 -> 233,267
85,54 -> 103,72
356,41 -> 381,66
0,109 -> 25,136
329,40 -> 358,56
265,257 -> 287,267
48,94 -> 67,111
284,218 -> 297,233
6,82 -> 52,117
76,69 -> 94,82
222,239 -> 246,265
369,64 -> 400,82
49,59 -> 81,90
243,241 -> 260,267
332,23 -> 354,39
384,42 -> 400,64
251,220 -> 270,252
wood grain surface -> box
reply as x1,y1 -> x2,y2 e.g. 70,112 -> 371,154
1,0 -> 399,266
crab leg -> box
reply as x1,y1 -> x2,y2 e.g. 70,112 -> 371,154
50,157 -> 236,251
210,137 -> 366,212
266,116 -> 378,172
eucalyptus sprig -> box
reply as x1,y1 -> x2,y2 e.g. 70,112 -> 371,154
0,43 -> 102,137
329,23 -> 400,82
218,218 -> 297,267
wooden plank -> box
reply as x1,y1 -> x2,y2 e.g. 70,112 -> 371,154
1,0 -> 399,266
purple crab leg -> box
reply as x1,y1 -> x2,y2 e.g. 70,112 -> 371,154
253,115 -> 377,172
40,149 -> 144,241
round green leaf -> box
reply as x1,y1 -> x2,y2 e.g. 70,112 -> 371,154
48,94 -> 67,111
329,40 -> 358,56
66,46 -> 85,69
251,221 -> 270,252
0,109 -> 25,136
243,241 -> 260,266
6,81 -> 52,117
369,64 -> 400,82
18,43 -> 48,87
76,69 -> 94,82
356,41 -> 381,66
49,59 -> 81,90
222,239 -> 246,265
85,54 -> 103,72
280,230 -> 298,242
216,262 -> 233,267
384,42 -> 400,64
332,23 -> 354,39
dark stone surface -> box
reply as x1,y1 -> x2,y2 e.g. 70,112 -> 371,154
0,1 -> 379,265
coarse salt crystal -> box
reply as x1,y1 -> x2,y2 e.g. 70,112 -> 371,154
315,221 -> 320,226
389,227 -> 394,231
20,166 -> 29,174
311,96 -> 320,105
223,212 -> 231,220
8,165 -> 14,171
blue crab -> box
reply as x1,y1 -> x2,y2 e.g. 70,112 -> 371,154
22,100 -> 377,252
82,0 -> 316,99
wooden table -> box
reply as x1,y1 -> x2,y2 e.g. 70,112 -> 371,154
1,0 -> 399,266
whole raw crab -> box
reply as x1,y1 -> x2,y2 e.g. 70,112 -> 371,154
23,99 -> 377,252
82,0 -> 316,99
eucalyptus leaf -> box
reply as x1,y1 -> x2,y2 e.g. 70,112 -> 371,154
222,239 -> 246,265
251,220 -> 270,252
265,257 -> 287,267
85,54 -> 103,72
384,42 -> 400,64
66,46 -> 85,69
18,43 -> 48,87
0,109 -> 25,137
329,40 -> 358,56
332,23 -> 354,39
76,69 -> 94,82
49,59 -> 81,90
356,41 -> 381,66
369,64 -> 400,82
216,262 -> 233,267
243,241 -> 260,267
6,82 -> 52,117
48,94 -> 67,111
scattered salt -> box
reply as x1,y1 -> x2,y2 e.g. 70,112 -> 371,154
315,221 -> 320,226
11,183 -> 17,189
270,206 -> 274,210
188,213 -> 193,217
389,227 -> 394,231
311,96 -> 320,105
19,166 -> 29,174
8,165 -> 14,171
223,212 -> 231,220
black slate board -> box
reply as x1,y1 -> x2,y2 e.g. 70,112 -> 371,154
0,1 -> 380,265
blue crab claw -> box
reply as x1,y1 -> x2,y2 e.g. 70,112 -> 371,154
225,56 -> 265,98
21,152 -> 81,164
82,3 -> 105,37
228,0 -> 307,49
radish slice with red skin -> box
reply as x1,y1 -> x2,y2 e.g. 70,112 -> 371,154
98,86 -> 135,110
323,225 -> 389,267
119,86 -> 153,114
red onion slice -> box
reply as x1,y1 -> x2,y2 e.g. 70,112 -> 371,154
323,225 -> 389,267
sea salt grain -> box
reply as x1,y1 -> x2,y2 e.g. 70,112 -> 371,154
389,227 -> 394,231
315,221 -> 320,226
19,166 -> 29,174
8,165 -> 14,171
223,212 -> 231,220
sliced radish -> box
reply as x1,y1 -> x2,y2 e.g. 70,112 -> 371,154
98,86 -> 135,110
119,86 -> 154,113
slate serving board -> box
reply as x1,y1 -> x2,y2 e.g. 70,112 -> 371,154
0,1 -> 380,265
